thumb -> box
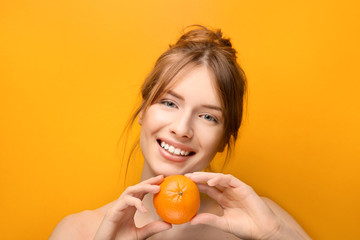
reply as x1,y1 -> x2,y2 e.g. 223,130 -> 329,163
190,213 -> 228,231
137,221 -> 172,239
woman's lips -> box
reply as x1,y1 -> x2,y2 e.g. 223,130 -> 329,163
157,139 -> 195,163
157,138 -> 195,153
160,141 -> 190,156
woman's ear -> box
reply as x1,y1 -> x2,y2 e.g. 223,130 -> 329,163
138,110 -> 143,125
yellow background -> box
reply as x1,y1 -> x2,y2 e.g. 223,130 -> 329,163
1,0 -> 359,239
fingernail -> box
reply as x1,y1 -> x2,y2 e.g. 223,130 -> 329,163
207,179 -> 214,186
153,185 -> 161,192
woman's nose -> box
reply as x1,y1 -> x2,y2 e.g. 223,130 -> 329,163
169,112 -> 194,139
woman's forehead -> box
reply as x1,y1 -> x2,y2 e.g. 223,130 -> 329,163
162,66 -> 222,108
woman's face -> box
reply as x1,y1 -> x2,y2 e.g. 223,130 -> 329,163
139,65 -> 225,177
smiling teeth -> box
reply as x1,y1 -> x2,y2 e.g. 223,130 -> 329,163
161,141 -> 190,156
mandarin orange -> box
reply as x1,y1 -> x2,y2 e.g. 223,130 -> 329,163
153,175 -> 200,225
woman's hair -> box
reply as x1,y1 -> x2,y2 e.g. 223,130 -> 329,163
122,25 -> 247,179
133,25 -> 246,149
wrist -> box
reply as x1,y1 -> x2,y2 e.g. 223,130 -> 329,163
265,221 -> 285,240
260,218 -> 282,240
265,221 -> 308,240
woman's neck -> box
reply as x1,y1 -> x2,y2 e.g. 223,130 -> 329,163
140,161 -> 156,182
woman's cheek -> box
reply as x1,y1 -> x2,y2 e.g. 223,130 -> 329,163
147,106 -> 174,128
199,124 -> 224,149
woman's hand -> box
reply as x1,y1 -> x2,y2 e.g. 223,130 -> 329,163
94,175 -> 172,240
185,172 -> 285,240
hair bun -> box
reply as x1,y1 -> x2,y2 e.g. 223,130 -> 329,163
175,25 -> 233,49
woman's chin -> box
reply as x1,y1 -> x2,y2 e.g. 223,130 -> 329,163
153,166 -> 205,177
154,167 -> 187,177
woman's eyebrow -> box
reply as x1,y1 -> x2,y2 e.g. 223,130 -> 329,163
201,104 -> 223,113
168,90 -> 223,113
167,90 -> 183,100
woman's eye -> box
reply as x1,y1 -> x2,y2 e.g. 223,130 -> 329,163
201,114 -> 218,123
160,100 -> 177,108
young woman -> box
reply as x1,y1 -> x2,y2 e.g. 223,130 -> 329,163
50,25 -> 311,240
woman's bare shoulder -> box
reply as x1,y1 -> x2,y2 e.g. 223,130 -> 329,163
261,197 -> 311,239
49,203 -> 112,240
261,197 -> 300,224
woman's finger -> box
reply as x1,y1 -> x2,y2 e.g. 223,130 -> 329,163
123,195 -> 147,213
207,174 -> 243,188
190,213 -> 228,231
141,175 -> 164,185
196,183 -> 224,204
186,172 -> 244,188
107,195 -> 146,223
185,172 -> 218,181
137,221 -> 172,239
124,184 -> 161,197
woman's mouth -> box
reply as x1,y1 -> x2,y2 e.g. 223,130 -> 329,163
157,140 -> 195,157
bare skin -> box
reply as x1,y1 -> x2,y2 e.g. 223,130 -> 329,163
49,66 -> 311,239
49,173 -> 310,240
